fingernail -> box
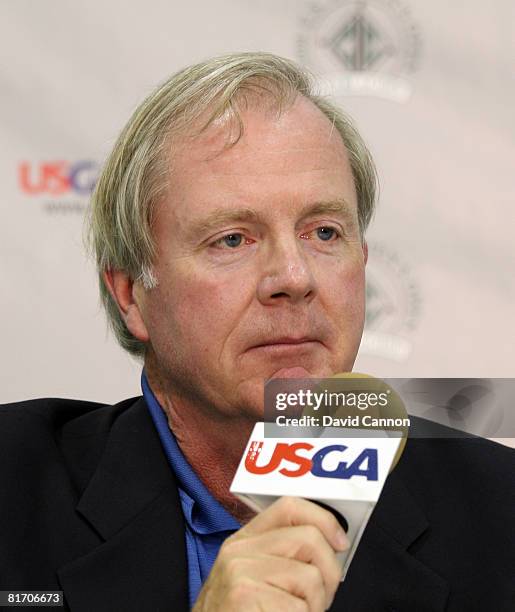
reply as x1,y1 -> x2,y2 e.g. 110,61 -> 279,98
335,528 -> 348,551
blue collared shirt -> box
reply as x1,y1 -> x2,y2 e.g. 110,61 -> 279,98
142,372 -> 240,608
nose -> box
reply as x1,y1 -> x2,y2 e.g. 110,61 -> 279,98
256,237 -> 316,306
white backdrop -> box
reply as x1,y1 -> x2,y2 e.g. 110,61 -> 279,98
1,0 -> 514,405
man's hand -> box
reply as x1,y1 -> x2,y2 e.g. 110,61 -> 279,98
192,496 -> 349,612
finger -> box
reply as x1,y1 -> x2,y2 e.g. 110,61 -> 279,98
224,526 -> 342,607
221,572 -> 311,612
194,573 -> 309,612
252,555 -> 328,612
238,496 -> 349,552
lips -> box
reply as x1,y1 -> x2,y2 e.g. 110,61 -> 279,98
245,337 -> 322,358
249,336 -> 319,349
243,335 -> 323,379
252,336 -> 315,347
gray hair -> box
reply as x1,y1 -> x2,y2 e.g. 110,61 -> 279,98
87,51 -> 378,357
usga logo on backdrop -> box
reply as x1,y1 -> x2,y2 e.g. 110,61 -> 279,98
18,160 -> 99,214
245,441 -> 378,481
19,161 -> 99,195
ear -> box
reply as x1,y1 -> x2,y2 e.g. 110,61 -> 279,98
103,269 -> 150,343
362,240 -> 368,265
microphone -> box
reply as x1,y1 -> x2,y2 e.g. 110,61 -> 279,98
230,373 -> 408,579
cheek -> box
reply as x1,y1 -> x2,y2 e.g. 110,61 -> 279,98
323,259 -> 366,324
147,268 -> 247,358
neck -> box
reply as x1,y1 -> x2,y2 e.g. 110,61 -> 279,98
145,367 -> 257,524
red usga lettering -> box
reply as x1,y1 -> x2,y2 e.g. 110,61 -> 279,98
245,441 -> 314,477
19,161 -> 70,195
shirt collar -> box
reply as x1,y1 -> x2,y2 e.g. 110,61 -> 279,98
141,371 -> 240,535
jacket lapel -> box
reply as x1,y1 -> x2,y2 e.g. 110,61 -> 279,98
331,459 -> 450,612
57,398 -> 189,612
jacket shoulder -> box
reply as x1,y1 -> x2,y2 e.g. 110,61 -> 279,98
0,396 -> 140,428
400,422 -> 515,519
405,415 -> 515,474
0,396 -> 142,486
0,397 -> 106,426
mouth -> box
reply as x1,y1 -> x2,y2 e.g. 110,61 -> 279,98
242,337 -> 324,380
251,336 -> 318,349
246,337 -> 321,353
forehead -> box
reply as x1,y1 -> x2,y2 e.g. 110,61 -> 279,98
161,95 -> 357,226
175,95 -> 349,170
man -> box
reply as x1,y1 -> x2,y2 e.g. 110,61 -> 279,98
1,53 -> 513,611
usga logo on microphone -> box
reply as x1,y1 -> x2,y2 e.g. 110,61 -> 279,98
245,441 -> 378,481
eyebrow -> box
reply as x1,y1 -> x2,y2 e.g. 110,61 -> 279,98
300,199 -> 356,224
188,198 -> 357,241
188,207 -> 261,241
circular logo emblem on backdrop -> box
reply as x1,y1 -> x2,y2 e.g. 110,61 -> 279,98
297,0 -> 422,102
361,241 -> 421,361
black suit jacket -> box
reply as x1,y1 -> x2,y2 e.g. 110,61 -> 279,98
0,396 -> 513,611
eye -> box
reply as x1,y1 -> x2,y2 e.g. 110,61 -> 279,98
213,233 -> 245,249
316,227 -> 338,241
300,226 -> 341,242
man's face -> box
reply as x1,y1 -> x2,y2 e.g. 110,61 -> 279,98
138,95 -> 367,418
